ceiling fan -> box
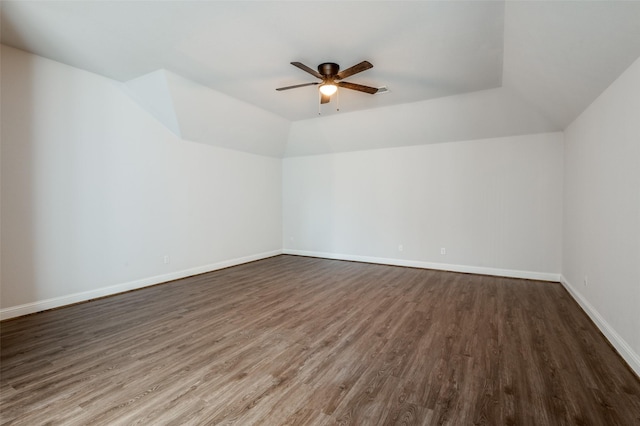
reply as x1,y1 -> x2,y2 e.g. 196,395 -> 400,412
276,61 -> 378,104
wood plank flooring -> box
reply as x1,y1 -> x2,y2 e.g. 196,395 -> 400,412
1,255 -> 639,425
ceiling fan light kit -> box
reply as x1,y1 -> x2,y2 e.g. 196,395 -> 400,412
276,61 -> 380,110
319,83 -> 338,96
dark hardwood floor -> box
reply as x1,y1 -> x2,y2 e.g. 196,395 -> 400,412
1,255 -> 639,425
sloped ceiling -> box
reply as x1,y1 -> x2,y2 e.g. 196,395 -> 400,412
503,1 -> 640,129
2,1 -> 640,156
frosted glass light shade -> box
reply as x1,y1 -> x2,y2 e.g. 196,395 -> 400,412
319,84 -> 337,96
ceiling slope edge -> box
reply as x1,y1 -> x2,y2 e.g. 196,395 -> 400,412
120,69 -> 290,158
121,70 -> 182,138
163,71 -> 290,158
285,86 -> 561,158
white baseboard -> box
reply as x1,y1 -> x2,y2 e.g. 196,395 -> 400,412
560,275 -> 640,377
282,249 -> 561,282
0,250 -> 282,321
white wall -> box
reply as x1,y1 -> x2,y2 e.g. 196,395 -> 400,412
283,133 -> 563,280
0,46 -> 282,318
562,57 -> 640,374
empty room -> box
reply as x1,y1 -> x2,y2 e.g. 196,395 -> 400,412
1,1 -> 639,424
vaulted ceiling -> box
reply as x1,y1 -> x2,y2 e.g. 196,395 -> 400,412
2,1 -> 640,154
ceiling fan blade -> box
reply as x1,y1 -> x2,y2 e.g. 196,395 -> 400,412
276,82 -> 319,91
336,61 -> 373,80
337,81 -> 378,94
291,62 -> 323,79
320,93 -> 331,104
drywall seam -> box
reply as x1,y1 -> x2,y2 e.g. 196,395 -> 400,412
560,275 -> 640,377
0,250 -> 282,321
283,249 -> 560,282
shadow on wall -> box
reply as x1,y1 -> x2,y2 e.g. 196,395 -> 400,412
1,44 -> 39,310
1,44 -> 148,315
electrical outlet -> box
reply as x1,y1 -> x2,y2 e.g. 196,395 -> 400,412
584,275 -> 588,287
440,248 -> 446,255
164,255 -> 170,264
398,244 -> 404,252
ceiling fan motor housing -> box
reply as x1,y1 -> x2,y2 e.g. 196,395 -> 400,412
318,62 -> 340,78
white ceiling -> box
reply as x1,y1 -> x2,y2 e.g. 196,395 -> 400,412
2,1 -> 640,125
